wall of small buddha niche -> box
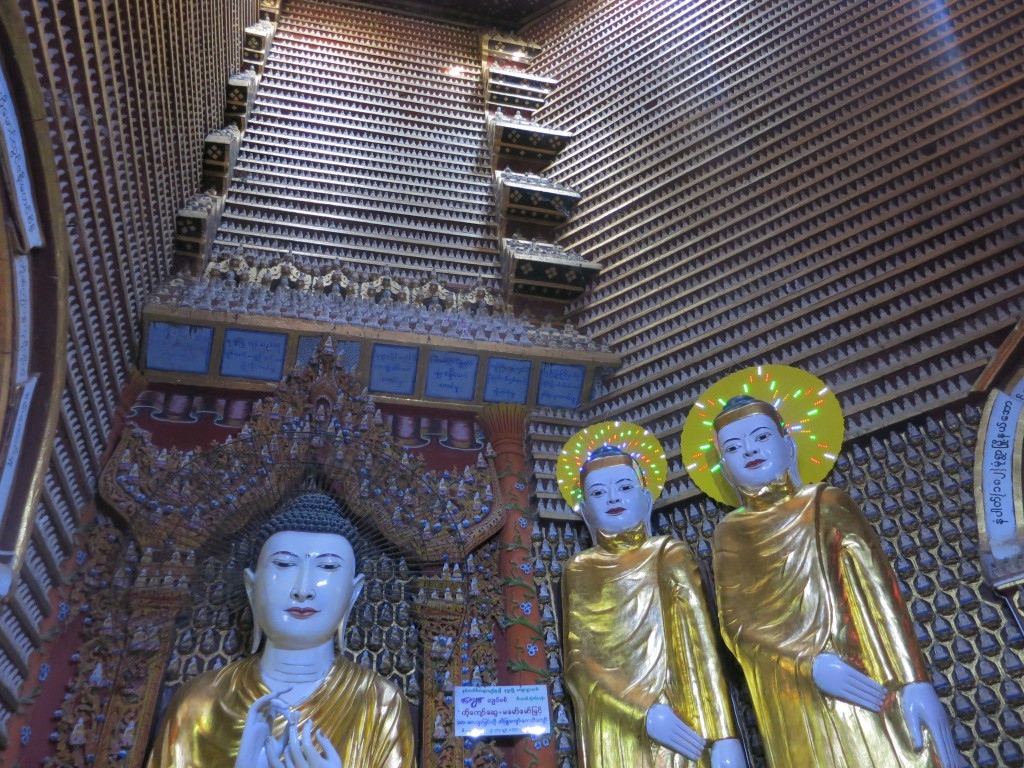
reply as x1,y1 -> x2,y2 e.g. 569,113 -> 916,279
518,0 -> 1024,762
520,0 -> 1024,765
2,0 -> 1023,764
0,0 -> 259,755
523,0 -> 1024,462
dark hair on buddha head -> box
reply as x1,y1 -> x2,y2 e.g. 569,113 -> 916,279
713,394 -> 786,434
250,492 -> 367,572
720,394 -> 762,413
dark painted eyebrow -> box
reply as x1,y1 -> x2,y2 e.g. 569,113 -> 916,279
724,426 -> 771,441
268,550 -> 344,559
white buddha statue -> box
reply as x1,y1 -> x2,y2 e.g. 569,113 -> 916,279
146,493 -> 414,768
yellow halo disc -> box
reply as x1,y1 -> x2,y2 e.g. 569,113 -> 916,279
679,365 -> 845,506
556,421 -> 667,512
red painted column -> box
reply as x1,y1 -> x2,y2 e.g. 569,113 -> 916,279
478,404 -> 556,768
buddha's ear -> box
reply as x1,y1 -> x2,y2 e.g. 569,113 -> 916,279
243,567 -> 256,602
577,500 -> 599,544
351,572 -> 365,608
719,459 -> 737,489
640,487 -> 654,534
784,433 -> 802,485
243,568 -> 263,654
712,435 -> 736,489
642,486 -> 653,509
336,573 -> 365,653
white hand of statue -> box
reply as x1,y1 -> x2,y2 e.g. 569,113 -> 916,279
902,682 -> 959,768
710,737 -> 747,767
236,689 -> 292,768
646,703 -> 706,761
812,653 -> 887,712
282,719 -> 343,768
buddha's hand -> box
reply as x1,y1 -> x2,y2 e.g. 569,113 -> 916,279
710,737 -> 747,767
902,682 -> 959,768
236,690 -> 292,768
281,719 -> 343,768
812,652 -> 887,712
645,703 -> 706,761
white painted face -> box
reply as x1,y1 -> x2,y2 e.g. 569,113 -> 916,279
581,463 -> 653,538
244,531 -> 364,651
716,412 -> 799,494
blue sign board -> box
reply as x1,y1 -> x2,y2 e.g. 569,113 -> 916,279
537,362 -> 585,409
221,329 -> 288,381
146,322 -> 214,374
370,344 -> 419,395
484,357 -> 531,404
426,350 -> 479,401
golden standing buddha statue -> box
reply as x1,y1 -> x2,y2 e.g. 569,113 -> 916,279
146,493 -> 415,768
556,423 -> 746,768
681,367 -> 958,768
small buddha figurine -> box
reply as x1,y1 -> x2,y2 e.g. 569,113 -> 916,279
557,425 -> 746,768
146,493 -> 415,768
710,396 -> 958,767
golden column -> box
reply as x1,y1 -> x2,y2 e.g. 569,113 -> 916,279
478,403 -> 556,768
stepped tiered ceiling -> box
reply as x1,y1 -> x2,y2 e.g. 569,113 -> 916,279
142,0 -> 615,407
523,0 -> 1024,503
216,0 -> 501,283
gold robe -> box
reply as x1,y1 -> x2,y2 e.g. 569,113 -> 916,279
146,654 -> 415,768
562,529 -> 737,768
713,483 -> 940,768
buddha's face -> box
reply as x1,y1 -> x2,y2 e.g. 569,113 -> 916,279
715,412 -> 798,493
581,463 -> 652,537
244,530 -> 363,651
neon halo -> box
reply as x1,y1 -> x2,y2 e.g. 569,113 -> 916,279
679,365 -> 845,506
556,421 -> 667,512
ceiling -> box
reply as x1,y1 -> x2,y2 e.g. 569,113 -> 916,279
356,0 -> 571,28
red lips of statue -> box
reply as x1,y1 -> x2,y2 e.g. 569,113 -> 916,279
286,607 -> 319,619
607,506 -> 626,516
745,459 -> 765,469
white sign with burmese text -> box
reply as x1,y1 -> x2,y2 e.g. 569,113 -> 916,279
0,63 -> 42,248
454,685 -> 551,738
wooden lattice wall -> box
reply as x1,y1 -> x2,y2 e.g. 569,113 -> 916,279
524,0 -> 1024,505
0,0 -> 258,751
522,0 -> 1024,764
